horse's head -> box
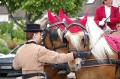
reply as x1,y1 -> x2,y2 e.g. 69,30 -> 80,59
64,17 -> 117,59
38,10 -> 70,79
38,9 -> 69,53
62,17 -> 118,73
42,23 -> 68,52
62,21 -> 90,52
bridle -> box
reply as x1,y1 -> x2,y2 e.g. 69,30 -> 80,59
62,22 -> 118,68
41,22 -> 69,51
40,20 -> 70,73
62,22 -> 89,52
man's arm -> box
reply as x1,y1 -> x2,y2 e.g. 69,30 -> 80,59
38,46 -> 74,64
109,7 -> 120,24
12,54 -> 21,70
94,7 -> 101,25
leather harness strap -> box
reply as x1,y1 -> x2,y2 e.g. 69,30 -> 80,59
81,59 -> 117,68
22,73 -> 46,79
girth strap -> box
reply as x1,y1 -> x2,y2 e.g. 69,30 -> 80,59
81,59 -> 117,67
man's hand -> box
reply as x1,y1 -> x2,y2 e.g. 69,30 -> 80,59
99,18 -> 106,26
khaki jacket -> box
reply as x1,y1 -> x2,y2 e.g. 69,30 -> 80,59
12,43 -> 74,79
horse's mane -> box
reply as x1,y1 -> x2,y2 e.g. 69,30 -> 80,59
86,18 -> 114,59
86,17 -> 104,48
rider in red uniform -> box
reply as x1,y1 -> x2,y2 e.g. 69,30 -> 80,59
94,0 -> 120,30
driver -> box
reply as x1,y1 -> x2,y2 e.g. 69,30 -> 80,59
94,0 -> 120,31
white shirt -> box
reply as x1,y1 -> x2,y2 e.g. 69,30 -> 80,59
105,5 -> 111,18
104,5 -> 111,30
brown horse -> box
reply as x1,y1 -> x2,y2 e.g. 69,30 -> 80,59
37,12 -> 70,79
61,17 -> 119,79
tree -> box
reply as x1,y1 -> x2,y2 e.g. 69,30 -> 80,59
0,0 -> 25,28
0,0 -> 84,27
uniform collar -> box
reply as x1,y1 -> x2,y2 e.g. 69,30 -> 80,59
26,40 -> 37,44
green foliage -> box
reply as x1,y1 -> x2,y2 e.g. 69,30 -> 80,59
0,22 -> 25,46
47,0 -> 83,16
22,0 -> 83,18
0,22 -> 13,35
0,0 -> 25,13
0,0 -> 84,24
12,26 -> 25,44
0,38 -> 10,54
0,33 -> 11,43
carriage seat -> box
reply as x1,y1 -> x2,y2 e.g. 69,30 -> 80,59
104,34 -> 120,53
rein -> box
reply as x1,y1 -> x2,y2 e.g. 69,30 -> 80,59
81,58 -> 117,68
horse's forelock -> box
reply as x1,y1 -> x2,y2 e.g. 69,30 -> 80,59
57,28 -> 64,41
65,31 -> 85,51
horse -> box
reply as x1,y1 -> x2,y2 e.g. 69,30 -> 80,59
61,17 -> 120,79
36,11 -> 70,79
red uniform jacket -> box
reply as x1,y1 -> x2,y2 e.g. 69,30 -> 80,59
94,5 -> 120,30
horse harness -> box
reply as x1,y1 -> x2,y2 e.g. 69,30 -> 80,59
41,25 -> 70,74
41,27 -> 69,51
62,22 -> 120,68
22,73 -> 47,79
41,21 -> 119,69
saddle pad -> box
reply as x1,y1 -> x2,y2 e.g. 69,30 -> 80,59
104,34 -> 120,52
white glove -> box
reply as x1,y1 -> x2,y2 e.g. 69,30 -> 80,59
99,18 -> 106,26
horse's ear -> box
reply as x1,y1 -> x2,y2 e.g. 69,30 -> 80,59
58,8 -> 73,24
59,8 -> 65,20
78,15 -> 88,26
48,9 -> 57,24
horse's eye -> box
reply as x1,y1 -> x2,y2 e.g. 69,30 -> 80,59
81,38 -> 85,42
